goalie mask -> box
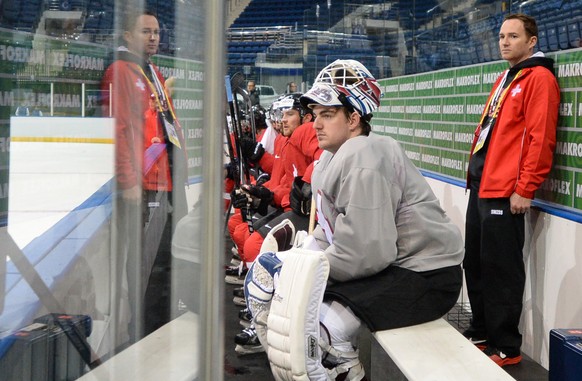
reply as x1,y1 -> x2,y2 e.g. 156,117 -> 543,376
300,59 -> 382,117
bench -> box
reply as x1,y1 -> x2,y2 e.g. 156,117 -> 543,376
77,311 -> 199,381
370,318 -> 516,381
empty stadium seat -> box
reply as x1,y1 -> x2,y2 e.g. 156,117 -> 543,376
481,41 -> 493,62
558,24 -> 570,50
538,28 -> 549,52
569,21 -> 581,48
547,24 -> 559,51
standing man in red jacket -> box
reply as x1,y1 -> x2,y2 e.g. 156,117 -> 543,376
102,11 -> 184,206
101,10 -> 186,342
464,13 -> 559,367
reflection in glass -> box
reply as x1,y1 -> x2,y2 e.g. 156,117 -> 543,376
0,0 -> 206,379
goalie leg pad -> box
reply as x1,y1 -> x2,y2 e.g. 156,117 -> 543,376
244,251 -> 285,348
266,248 -> 330,381
244,251 -> 282,323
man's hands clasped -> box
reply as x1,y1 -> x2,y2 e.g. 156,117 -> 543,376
231,184 -> 274,215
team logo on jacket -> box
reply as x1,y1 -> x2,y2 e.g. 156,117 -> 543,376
136,78 -> 146,91
511,84 -> 522,97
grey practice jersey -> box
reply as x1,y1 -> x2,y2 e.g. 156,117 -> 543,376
311,133 -> 464,282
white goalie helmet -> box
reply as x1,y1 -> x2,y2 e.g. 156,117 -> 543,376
300,59 -> 382,116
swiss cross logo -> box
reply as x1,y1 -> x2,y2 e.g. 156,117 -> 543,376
511,84 -> 522,97
136,78 -> 146,91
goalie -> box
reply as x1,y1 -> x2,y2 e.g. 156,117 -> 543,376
246,59 -> 465,380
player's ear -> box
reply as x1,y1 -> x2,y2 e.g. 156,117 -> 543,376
348,111 -> 360,132
123,30 -> 133,46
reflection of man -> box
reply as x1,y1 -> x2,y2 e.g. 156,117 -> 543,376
101,10 -> 182,203
144,93 -> 171,202
247,80 -> 260,106
100,10 -> 185,342
286,81 -> 297,93
464,14 -> 559,367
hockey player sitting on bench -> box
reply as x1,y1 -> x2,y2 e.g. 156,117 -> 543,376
246,59 -> 465,380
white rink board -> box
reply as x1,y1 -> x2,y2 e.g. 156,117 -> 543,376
8,141 -> 113,249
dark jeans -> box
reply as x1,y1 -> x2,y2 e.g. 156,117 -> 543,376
464,190 -> 525,355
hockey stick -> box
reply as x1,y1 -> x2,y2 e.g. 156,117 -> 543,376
225,75 -> 244,184
229,73 -> 253,185
223,103 -> 236,167
308,196 -> 317,234
223,104 -> 236,234
231,73 -> 257,143
225,74 -> 254,233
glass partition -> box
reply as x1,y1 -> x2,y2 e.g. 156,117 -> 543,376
0,0 -> 217,379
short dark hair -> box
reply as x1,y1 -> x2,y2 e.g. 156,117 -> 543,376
122,10 -> 158,33
360,113 -> 373,136
504,13 -> 538,38
339,107 -> 372,136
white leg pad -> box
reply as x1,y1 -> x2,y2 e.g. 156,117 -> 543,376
266,248 -> 330,381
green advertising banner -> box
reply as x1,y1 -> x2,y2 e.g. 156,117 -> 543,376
0,29 -> 205,226
151,56 -> 205,181
376,50 -> 582,220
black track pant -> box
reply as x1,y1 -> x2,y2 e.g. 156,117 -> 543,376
464,190 -> 525,355
325,265 -> 462,332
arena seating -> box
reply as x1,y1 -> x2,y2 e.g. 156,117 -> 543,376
567,21 -> 581,48
4,0 -> 581,76
0,0 -> 43,32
